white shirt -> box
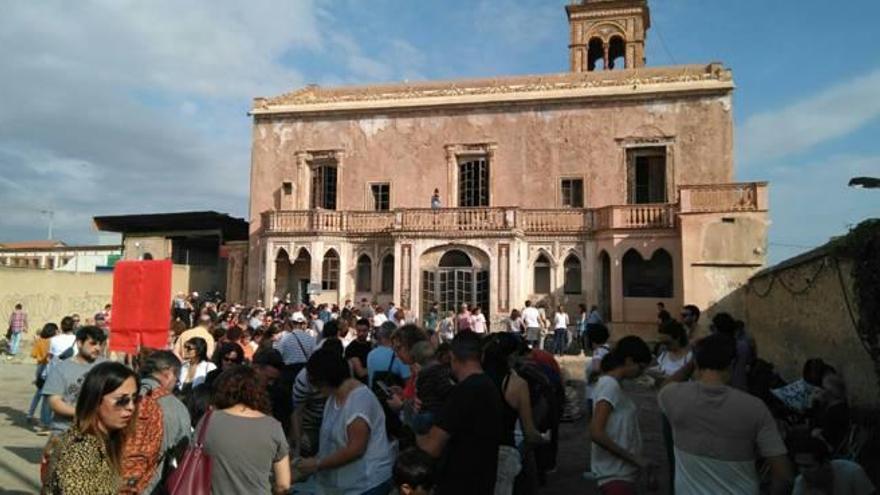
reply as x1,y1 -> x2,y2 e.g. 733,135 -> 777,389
652,350 -> 692,377
793,459 -> 874,495
591,375 -> 642,486
48,334 -> 77,358
471,314 -> 487,334
553,312 -> 569,330
372,313 -> 388,328
522,307 -> 541,328
179,361 -> 216,388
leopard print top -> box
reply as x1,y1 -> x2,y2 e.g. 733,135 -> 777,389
45,427 -> 119,495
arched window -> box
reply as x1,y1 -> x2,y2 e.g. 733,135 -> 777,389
622,248 -> 673,297
380,254 -> 394,294
608,36 -> 625,69
587,37 -> 605,71
439,250 -> 472,267
356,254 -> 372,292
534,253 -> 551,294
322,249 -> 339,290
563,254 -> 582,294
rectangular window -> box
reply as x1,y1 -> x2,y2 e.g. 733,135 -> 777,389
459,158 -> 490,207
371,183 -> 390,211
311,163 -> 338,210
561,179 -> 584,208
628,149 -> 666,204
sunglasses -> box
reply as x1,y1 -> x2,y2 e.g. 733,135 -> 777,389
184,346 -> 195,351
222,355 -> 238,363
111,393 -> 140,408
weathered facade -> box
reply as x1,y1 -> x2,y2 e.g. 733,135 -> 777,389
246,0 -> 769,334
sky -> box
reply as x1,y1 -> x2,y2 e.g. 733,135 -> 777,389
1,0 -> 878,264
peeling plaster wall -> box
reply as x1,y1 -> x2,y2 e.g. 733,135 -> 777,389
743,258 -> 879,408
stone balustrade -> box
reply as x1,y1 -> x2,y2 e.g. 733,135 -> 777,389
679,182 -> 768,213
261,182 -> 765,235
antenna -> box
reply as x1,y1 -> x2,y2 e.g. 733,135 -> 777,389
39,209 -> 55,240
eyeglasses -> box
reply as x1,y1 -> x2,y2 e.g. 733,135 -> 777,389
111,393 -> 140,408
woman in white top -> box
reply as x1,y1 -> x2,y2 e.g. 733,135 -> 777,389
179,337 -> 217,389
504,309 -> 525,334
298,347 -> 394,494
589,336 -> 654,493
471,306 -> 487,334
437,311 -> 455,343
647,321 -> 691,380
552,305 -> 570,356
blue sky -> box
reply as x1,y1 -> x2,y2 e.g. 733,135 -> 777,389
1,0 -> 878,264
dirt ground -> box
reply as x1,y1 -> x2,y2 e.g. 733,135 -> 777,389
0,354 -> 671,495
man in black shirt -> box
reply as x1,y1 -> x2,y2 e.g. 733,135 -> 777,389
417,331 -> 504,494
344,318 -> 373,383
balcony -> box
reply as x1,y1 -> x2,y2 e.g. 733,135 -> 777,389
261,182 -> 766,236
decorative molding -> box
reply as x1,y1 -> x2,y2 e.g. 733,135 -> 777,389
253,65 -> 732,112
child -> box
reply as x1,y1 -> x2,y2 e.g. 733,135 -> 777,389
394,448 -> 435,495
589,335 -> 653,495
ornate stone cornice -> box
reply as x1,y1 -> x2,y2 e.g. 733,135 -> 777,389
251,64 -> 733,116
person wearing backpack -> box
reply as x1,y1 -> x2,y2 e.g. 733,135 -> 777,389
482,333 -> 546,495
120,350 -> 192,494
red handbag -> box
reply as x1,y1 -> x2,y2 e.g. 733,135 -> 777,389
165,408 -> 213,494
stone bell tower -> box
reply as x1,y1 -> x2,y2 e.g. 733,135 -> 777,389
566,0 -> 650,72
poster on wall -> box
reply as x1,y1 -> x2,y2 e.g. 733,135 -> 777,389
110,259 -> 172,353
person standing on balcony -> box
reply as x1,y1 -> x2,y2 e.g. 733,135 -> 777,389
431,189 -> 441,209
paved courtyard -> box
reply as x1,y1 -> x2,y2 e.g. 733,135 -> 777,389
0,355 -> 669,495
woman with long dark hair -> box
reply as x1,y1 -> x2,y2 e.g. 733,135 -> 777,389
299,347 -> 395,494
28,322 -> 58,433
588,336 -> 653,495
205,341 -> 244,387
482,332 -> 545,495
45,361 -> 139,494
201,365 -> 291,494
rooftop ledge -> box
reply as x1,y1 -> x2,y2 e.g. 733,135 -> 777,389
251,63 -> 733,116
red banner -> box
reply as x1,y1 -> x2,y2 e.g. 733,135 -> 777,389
110,260 -> 172,353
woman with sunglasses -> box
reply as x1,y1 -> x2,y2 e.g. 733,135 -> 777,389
178,337 -> 216,391
205,342 -> 244,387
45,361 -> 139,494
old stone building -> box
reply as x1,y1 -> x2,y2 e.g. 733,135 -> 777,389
246,0 -> 769,334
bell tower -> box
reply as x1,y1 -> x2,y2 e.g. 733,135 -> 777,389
566,0 -> 650,72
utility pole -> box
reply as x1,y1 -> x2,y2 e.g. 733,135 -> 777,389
39,209 -> 55,240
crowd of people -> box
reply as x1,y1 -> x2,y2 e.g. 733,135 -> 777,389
4,294 -> 876,494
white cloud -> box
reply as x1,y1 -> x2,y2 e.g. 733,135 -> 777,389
740,69 -> 880,163
0,0 -> 322,243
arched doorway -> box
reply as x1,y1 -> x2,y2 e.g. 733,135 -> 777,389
289,248 -> 311,304
274,248 -> 293,300
421,247 -> 489,317
598,250 -> 612,319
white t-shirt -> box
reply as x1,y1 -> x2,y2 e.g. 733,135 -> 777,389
372,313 -> 388,328
48,334 -> 77,358
590,375 -> 642,486
316,385 -> 394,494
553,313 -> 569,330
522,307 -> 541,328
179,361 -> 217,388
793,459 -> 875,495
652,350 -> 692,377
471,314 -> 487,334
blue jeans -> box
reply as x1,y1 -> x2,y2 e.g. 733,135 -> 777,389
28,365 -> 53,425
7,331 -> 22,355
360,479 -> 392,495
553,329 -> 567,355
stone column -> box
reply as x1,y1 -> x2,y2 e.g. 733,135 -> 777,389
610,249 -> 624,324
400,243 -> 412,311
498,243 -> 510,314
263,241 -> 276,304
295,152 -> 311,210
